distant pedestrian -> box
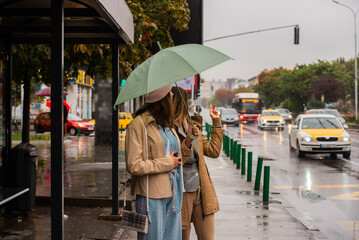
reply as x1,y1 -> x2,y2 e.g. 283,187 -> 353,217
125,85 -> 200,240
172,86 -> 224,240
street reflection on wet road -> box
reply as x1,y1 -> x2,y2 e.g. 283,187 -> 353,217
201,108 -> 359,239
36,136 -> 128,199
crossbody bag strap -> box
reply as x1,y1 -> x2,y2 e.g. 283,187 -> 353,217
123,117 -> 149,214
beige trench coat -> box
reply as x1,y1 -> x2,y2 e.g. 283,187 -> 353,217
181,116 -> 224,230
125,111 -> 193,199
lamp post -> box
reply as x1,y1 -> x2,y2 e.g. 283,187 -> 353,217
333,0 -> 359,120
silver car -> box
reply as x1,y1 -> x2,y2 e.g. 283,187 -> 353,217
276,108 -> 293,123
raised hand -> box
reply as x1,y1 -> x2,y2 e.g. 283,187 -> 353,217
209,104 -> 220,119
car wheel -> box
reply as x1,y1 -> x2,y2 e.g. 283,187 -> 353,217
296,141 -> 304,158
68,127 -> 77,136
330,153 -> 337,159
343,151 -> 351,159
36,125 -> 44,133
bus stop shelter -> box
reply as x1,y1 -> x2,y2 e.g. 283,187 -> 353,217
0,0 -> 134,239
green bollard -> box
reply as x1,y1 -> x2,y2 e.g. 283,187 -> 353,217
236,144 -> 241,169
247,152 -> 253,182
78,125 -> 81,137
231,139 -> 235,160
226,136 -> 231,157
230,138 -> 233,159
254,157 -> 263,191
223,134 -> 226,151
233,141 -> 237,164
241,148 -> 246,175
263,166 -> 270,202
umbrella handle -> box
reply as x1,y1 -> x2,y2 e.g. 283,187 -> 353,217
187,121 -> 197,140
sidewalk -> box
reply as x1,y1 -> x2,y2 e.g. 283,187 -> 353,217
0,134 -> 327,239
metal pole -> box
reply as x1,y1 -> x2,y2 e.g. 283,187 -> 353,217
355,12 -> 358,120
332,1 -> 359,120
112,43 -> 119,215
51,0 -> 64,238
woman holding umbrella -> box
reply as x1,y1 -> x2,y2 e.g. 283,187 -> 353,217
172,86 -> 223,240
125,85 -> 200,240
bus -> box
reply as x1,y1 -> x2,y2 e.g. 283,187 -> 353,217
232,93 -> 263,123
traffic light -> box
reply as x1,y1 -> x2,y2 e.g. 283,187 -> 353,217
294,25 -> 300,45
120,79 -> 126,87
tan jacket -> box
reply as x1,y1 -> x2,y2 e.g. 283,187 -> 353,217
125,112 -> 193,199
181,116 -> 224,230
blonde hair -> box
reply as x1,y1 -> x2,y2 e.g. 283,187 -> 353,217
172,86 -> 189,129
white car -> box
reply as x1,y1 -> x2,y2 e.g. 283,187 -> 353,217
289,114 -> 351,159
257,110 -> 285,130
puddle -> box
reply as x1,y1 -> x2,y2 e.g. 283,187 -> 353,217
298,190 -> 325,200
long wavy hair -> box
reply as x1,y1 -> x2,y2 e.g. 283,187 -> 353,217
172,86 -> 189,129
133,92 -> 175,128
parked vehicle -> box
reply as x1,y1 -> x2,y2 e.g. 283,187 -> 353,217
257,110 -> 285,130
232,92 -> 263,123
276,108 -> 292,123
66,113 -> 95,135
88,112 -> 133,130
118,112 -> 133,129
306,109 -> 345,125
220,108 -> 239,126
289,114 -> 351,159
34,112 -> 94,136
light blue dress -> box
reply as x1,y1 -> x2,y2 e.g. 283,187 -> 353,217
136,126 -> 183,240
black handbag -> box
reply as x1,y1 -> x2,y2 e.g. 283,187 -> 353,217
120,119 -> 149,234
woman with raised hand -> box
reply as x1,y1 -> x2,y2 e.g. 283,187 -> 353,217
172,86 -> 224,240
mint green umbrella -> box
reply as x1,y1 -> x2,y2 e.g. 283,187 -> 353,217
114,43 -> 232,107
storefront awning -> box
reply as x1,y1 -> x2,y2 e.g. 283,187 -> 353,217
0,0 -> 134,44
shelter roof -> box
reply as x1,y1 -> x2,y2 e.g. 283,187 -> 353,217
0,0 -> 134,44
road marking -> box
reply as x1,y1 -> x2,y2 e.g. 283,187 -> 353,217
273,184 -> 359,190
336,220 -> 359,239
329,192 -> 359,200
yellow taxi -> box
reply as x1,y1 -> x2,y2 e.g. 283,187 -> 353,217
257,110 -> 285,130
289,114 -> 351,159
88,112 -> 133,130
118,112 -> 133,129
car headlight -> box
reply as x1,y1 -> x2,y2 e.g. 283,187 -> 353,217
261,119 -> 266,123
280,119 -> 284,123
234,117 -> 238,120
301,136 -> 314,142
341,136 -> 350,142
79,123 -> 84,127
222,117 -> 226,120
289,115 -> 292,119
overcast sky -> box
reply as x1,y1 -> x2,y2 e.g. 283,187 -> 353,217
201,0 -> 359,81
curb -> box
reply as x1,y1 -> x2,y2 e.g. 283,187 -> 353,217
348,124 -> 359,129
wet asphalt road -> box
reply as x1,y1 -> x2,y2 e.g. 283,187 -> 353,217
201,108 -> 359,240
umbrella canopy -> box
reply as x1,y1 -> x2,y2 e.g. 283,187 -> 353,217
35,87 -> 67,96
114,44 -> 232,106
46,100 -> 70,111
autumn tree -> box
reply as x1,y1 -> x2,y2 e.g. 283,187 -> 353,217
215,89 -> 234,106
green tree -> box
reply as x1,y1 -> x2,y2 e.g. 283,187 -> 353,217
233,87 -> 253,95
12,44 -> 51,143
257,68 -> 290,108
